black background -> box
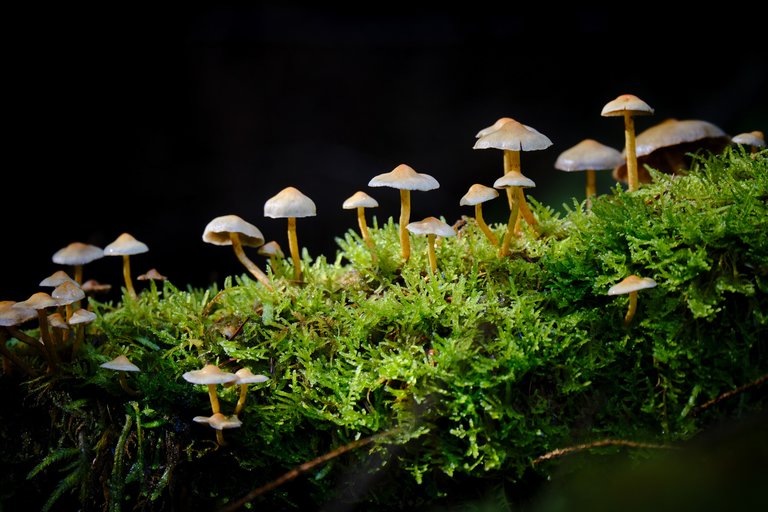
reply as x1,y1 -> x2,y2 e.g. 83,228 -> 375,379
4,7 -> 766,301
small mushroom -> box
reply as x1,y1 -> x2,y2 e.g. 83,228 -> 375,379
342,191 -> 379,254
257,241 -> 285,276
47,312 -> 69,349
103,233 -> 149,300
405,217 -> 456,274
81,279 -> 112,295
137,268 -> 167,281
52,242 -> 104,284
0,302 -> 42,374
68,308 -> 97,355
264,187 -> 317,282
182,364 -> 238,415
554,139 -> 624,209
368,164 -> 440,262
460,184 -> 500,246
607,275 -> 657,327
39,270 -> 77,288
20,292 -> 61,369
100,354 -> 141,396
51,280 -> 85,322
193,412 -> 242,446
232,368 -> 269,415
203,215 -> 272,289
601,94 -> 654,192
493,171 -> 536,257
731,130 -> 765,156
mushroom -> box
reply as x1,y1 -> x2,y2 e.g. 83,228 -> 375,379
257,241 -> 285,276
554,139 -> 624,209
51,280 -> 85,322
232,368 -> 269,415
39,270 -> 77,288
202,215 -> 272,289
731,130 -> 765,156
493,171 -> 536,257
342,191 -> 379,254
264,187 -> 317,282
20,292 -> 61,369
459,184 -> 500,246
192,412 -> 242,446
473,118 -> 552,234
103,233 -> 149,300
137,268 -> 167,281
405,217 -> 456,274
52,242 -> 104,284
368,164 -> 440,262
607,275 -> 657,327
0,302 -> 41,375
81,279 -> 112,295
601,94 -> 654,192
68,308 -> 97,355
100,354 -> 141,396
182,364 -> 238,415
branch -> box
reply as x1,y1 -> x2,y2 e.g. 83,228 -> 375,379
691,373 -> 768,415
532,439 -> 677,466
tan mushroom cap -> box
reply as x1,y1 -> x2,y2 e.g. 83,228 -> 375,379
137,268 -> 168,281
460,184 -> 499,206
607,275 -> 657,295
52,242 -> 104,266
104,233 -> 149,256
21,292 -> 59,310
732,131 -> 765,148
601,94 -> 654,117
203,215 -> 265,247
81,279 -> 112,293
52,281 -> 85,305
0,301 -> 38,326
343,191 -> 379,209
234,368 -> 270,385
493,172 -> 536,189
475,117 -> 514,138
368,164 -> 440,191
264,186 -> 317,218
182,364 -> 237,385
39,270 -> 77,288
100,354 -> 141,372
193,413 -> 243,430
555,139 -> 624,172
406,217 -> 457,238
257,241 -> 284,258
630,119 -> 728,157
47,313 -> 69,330
473,118 -> 553,152
69,308 -> 97,325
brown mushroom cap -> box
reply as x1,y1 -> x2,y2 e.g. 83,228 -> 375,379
405,217 -> 457,238
473,118 -> 553,152
607,275 -> 657,295
52,242 -> 105,266
52,281 -> 85,305
81,279 -> 112,294
137,268 -> 168,281
367,164 -> 440,191
39,270 -> 77,288
193,413 -> 243,430
264,187 -> 317,218
732,131 -> 765,148
47,313 -> 69,330
100,354 -> 141,372
257,241 -> 284,258
202,215 -> 265,247
0,301 -> 38,326
21,292 -> 59,310
601,94 -> 654,117
234,368 -> 269,385
475,117 -> 514,138
343,191 -> 379,209
182,364 -> 237,385
493,172 -> 536,189
68,308 -> 97,325
104,233 -> 149,256
554,139 -> 624,172
460,184 -> 499,206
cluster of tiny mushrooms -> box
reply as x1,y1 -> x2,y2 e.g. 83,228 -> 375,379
1,94 -> 764,444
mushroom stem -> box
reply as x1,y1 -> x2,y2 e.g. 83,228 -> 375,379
515,187 -> 538,234
585,169 -> 596,209
72,326 -> 85,357
399,189 -> 412,261
207,383 -> 222,414
286,217 -> 302,282
426,234 -> 438,274
0,332 -> 36,376
235,385 -> 249,415
4,326 -> 45,354
474,204 -> 498,246
74,265 -> 84,284
356,207 -> 375,250
623,112 -> 639,192
122,255 -> 138,300
216,429 -> 226,446
36,310 -> 58,370
229,233 -> 273,290
118,372 -> 140,396
624,291 -> 638,326
502,150 -> 521,209
499,192 -> 520,257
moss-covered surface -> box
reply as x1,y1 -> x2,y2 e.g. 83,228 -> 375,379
1,148 -> 766,511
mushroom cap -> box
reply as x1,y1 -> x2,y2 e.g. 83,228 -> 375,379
47,313 -> 70,330
137,268 -> 168,281
601,94 -> 654,117
100,354 -> 141,372
257,241 -> 284,258
473,118 -> 553,152
264,186 -> 317,219
0,301 -> 38,326
52,242 -> 105,266
732,130 -> 765,148
182,364 -> 237,385
406,217 -> 456,238
52,281 -> 85,305
81,279 -> 112,294
21,292 -> 59,310
203,215 -> 266,247
69,308 -> 97,325
493,172 -> 536,189
39,270 -> 77,288
193,412 -> 243,430
607,275 -> 658,295
368,164 -> 440,191
554,139 -> 624,172
475,117 -> 514,138
234,368 -> 270,385
104,233 -> 149,256
343,191 -> 379,209
460,184 -> 499,206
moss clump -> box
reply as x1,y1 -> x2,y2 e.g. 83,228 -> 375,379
1,148 -> 766,511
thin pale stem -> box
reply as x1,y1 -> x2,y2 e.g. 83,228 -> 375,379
357,207 -> 377,263
118,372 -> 140,396
208,384 -> 221,414
122,255 -> 138,300
399,190 -> 411,261
624,291 -> 638,326
36,310 -> 57,371
503,150 -> 521,209
235,385 -> 248,415
585,169 -> 596,209
287,217 -> 302,282
624,112 -> 639,192
230,234 -> 273,290
516,187 -> 538,234
426,234 -> 438,274
474,204 -> 498,246
499,191 -> 520,257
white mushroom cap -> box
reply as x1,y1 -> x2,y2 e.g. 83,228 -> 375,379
493,172 -> 536,189
473,119 -> 553,152
0,301 -> 38,326
182,364 -> 237,385
193,413 -> 243,430
47,313 -> 69,330
631,119 -> 728,157
601,94 -> 654,117
100,354 -> 141,372
607,275 -> 658,295
203,215 -> 265,247
104,233 -> 149,256
257,241 -> 284,258
69,308 -> 97,325
39,270 -> 77,288
52,281 -> 85,305
731,130 -> 765,148
555,139 -> 624,172
460,184 -> 499,206
475,117 -> 514,138
406,217 -> 456,238
21,292 -> 59,310
368,164 -> 440,191
264,187 -> 317,218
343,191 -> 379,209
234,368 -> 269,385
52,242 -> 105,266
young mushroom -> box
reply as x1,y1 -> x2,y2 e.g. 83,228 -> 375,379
182,364 -> 238,415
607,275 -> 657,327
601,94 -> 654,192
732,130 -> 765,155
232,368 -> 269,415
137,268 -> 167,281
51,280 -> 85,322
264,187 -> 317,282
192,412 -> 242,446
203,215 -> 273,290
342,191 -> 379,254
368,164 -> 440,262
554,139 -> 624,209
257,241 -> 285,276
0,301 -> 45,362
405,217 -> 456,274
493,171 -> 536,257
51,242 -> 104,284
39,270 -> 77,288
69,308 -> 97,356
460,184 -> 500,246
103,233 -> 149,300
20,292 -> 61,370
100,354 -> 141,396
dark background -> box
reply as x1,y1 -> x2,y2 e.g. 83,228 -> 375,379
4,7 -> 766,301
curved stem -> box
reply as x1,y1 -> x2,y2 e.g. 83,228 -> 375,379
208,384 -> 221,414
399,190 -> 411,261
503,150 -> 521,209
585,169 -> 596,209
499,191 -> 520,257
118,372 -> 140,396
122,255 -> 138,300
624,291 -> 638,326
475,204 -> 498,246
624,112 -> 639,192
4,326 -> 44,354
216,429 -> 226,446
426,234 -> 438,274
516,187 -> 538,234
287,217 -> 302,282
0,332 -> 36,376
235,385 -> 248,415
230,234 -> 273,290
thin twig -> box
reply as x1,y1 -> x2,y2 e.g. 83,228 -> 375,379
532,439 -> 677,466
691,373 -> 768,415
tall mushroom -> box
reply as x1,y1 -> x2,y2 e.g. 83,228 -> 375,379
601,94 -> 654,192
405,217 -> 456,274
264,187 -> 317,282
555,139 -> 624,209
607,275 -> 657,327
460,184 -> 500,246
103,233 -> 149,300
100,354 -> 141,396
368,164 -> 440,262
52,242 -> 104,284
342,191 -> 379,253
493,171 -> 536,257
182,364 -> 238,415
232,368 -> 269,415
203,214 -> 273,290
69,308 -> 97,356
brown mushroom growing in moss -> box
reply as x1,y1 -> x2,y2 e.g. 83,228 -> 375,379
81,279 -> 112,295
607,275 -> 657,327
20,292 -> 61,370
69,308 -> 97,356
137,268 -> 167,281
405,217 -> 456,274
554,139 -> 624,209
52,242 -> 104,284
103,233 -> 149,300
203,215 -> 272,290
264,187 -> 317,282
732,130 -> 765,155
100,354 -> 141,396
0,302 -> 40,376
52,280 -> 85,323
232,368 -> 269,415
182,364 -> 237,415
39,270 -> 77,288
193,412 -> 242,446
368,164 -> 440,262
601,94 -> 654,192
493,171 -> 536,257
460,184 -> 500,246
343,191 -> 379,254
257,241 -> 285,276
